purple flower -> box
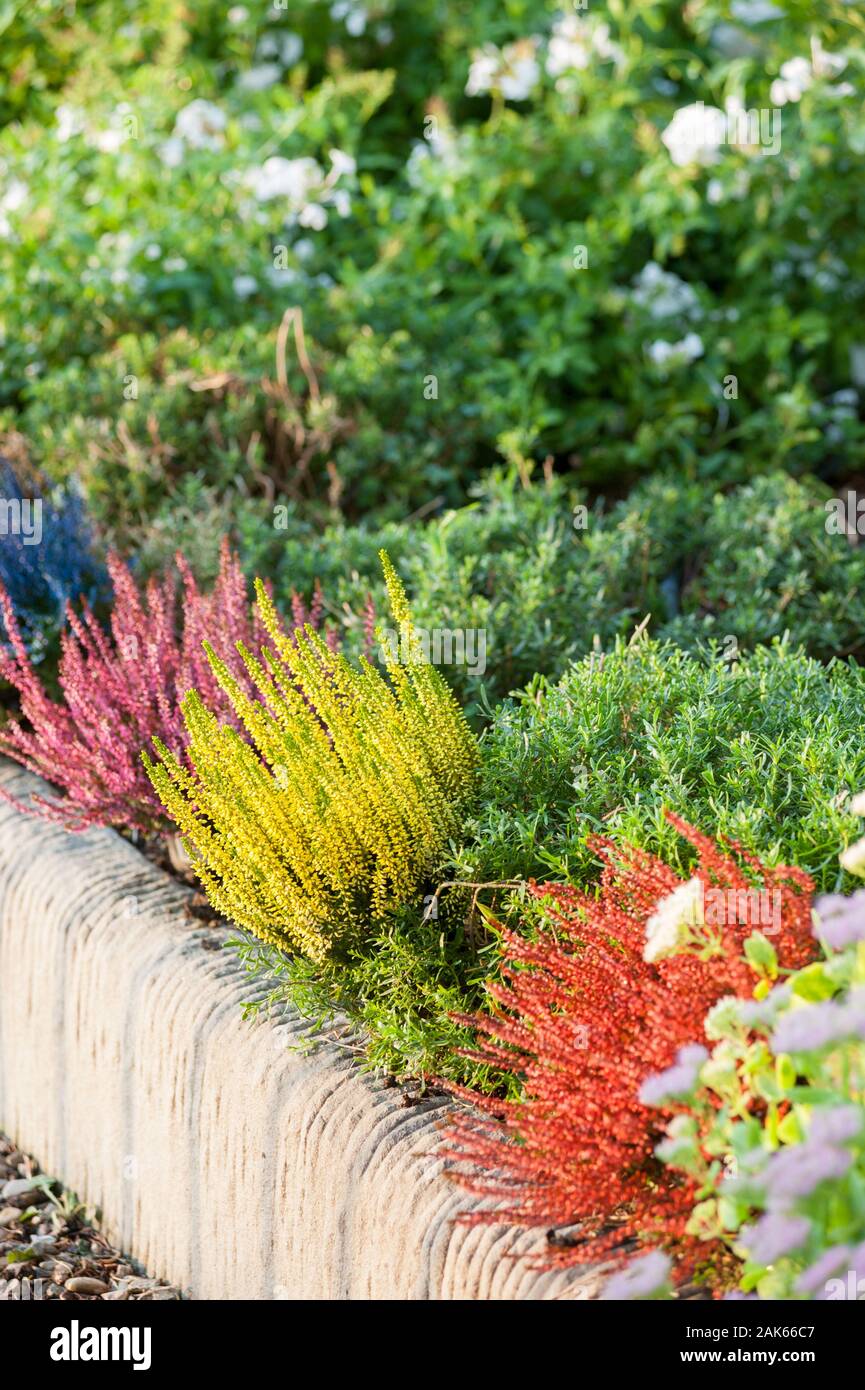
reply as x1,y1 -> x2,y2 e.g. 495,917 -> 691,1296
739,983 -> 792,1030
764,1143 -> 853,1206
639,1045 -> 708,1106
739,1213 -> 811,1265
808,1104 -> 864,1146
600,1251 -> 671,1301
770,998 -> 862,1054
795,1246 -> 852,1296
812,891 -> 865,950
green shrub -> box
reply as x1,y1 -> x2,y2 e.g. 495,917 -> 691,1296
457,636 -> 865,894
3,2 -> 865,527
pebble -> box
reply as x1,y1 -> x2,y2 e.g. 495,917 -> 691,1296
1,1177 -> 42,1201
65,1276 -> 110,1295
51,1261 -> 73,1283
0,1206 -> 20,1226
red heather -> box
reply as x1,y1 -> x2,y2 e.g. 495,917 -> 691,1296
441,815 -> 815,1279
0,538 -> 332,833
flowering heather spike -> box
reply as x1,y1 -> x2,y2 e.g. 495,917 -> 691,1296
0,458 -> 108,659
0,541 -> 300,833
440,818 -> 815,1284
143,550 -> 479,960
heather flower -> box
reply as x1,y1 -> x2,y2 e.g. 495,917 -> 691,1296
812,891 -> 865,949
795,1246 -> 852,1297
644,875 -> 704,961
762,1142 -> 853,1206
640,1045 -> 708,1106
600,1251 -> 671,1301
442,816 -> 815,1281
739,1212 -> 811,1265
0,459 -> 108,659
0,539 -> 332,833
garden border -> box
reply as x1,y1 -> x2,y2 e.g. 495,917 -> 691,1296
0,761 -> 596,1300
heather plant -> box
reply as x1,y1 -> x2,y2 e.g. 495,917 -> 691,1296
0,458 -> 108,661
143,552 -> 479,962
440,816 -> 815,1279
0,538 -> 315,833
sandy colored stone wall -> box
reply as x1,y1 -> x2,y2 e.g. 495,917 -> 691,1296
0,763 -> 598,1300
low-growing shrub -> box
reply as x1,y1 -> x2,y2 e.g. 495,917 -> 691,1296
0,458 -> 108,661
460,635 -> 865,894
0,538 -> 314,832
144,552 -> 479,962
441,816 -> 815,1279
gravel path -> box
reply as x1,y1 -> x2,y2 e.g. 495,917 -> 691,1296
0,1133 -> 181,1301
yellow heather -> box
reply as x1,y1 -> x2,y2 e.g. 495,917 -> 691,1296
142,551 -> 479,960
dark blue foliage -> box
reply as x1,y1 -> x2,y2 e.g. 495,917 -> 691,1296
0,459 -> 108,659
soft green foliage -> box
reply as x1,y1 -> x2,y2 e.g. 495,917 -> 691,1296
144,552 -> 479,962
459,637 -> 865,894
4,2 -> 865,531
232,468 -> 865,718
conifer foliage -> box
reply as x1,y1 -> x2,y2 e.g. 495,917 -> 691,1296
144,552 -> 479,962
0,539 -> 304,832
441,816 -> 815,1276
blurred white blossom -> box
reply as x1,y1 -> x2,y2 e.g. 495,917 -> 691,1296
174,99 -> 227,150
466,39 -> 540,102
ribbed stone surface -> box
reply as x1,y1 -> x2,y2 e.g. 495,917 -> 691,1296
0,762 -> 600,1299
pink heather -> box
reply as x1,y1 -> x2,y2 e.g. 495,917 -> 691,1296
0,537 -> 326,834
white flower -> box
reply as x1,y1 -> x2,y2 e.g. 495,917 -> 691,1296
466,39 -> 540,102
632,262 -> 700,319
841,835 -> 865,877
771,57 -> 813,106
546,15 -> 593,75
644,877 -> 705,962
227,5 -> 249,22
91,126 -> 125,154
646,333 -> 704,371
332,1 -> 367,36
329,188 -> 352,217
1,178 -> 28,214
163,256 -> 188,272
297,202 -> 328,230
278,33 -> 304,66
55,104 -> 86,142
238,64 -> 282,92
661,102 -> 727,166
174,99 -> 227,150
245,155 -> 323,202
707,178 -> 725,205
546,15 -> 623,76
849,792 -> 865,817
159,136 -> 185,168
233,274 -> 258,299
293,238 -> 315,260
144,243 -> 162,260
329,148 -> 356,178
730,0 -> 783,21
